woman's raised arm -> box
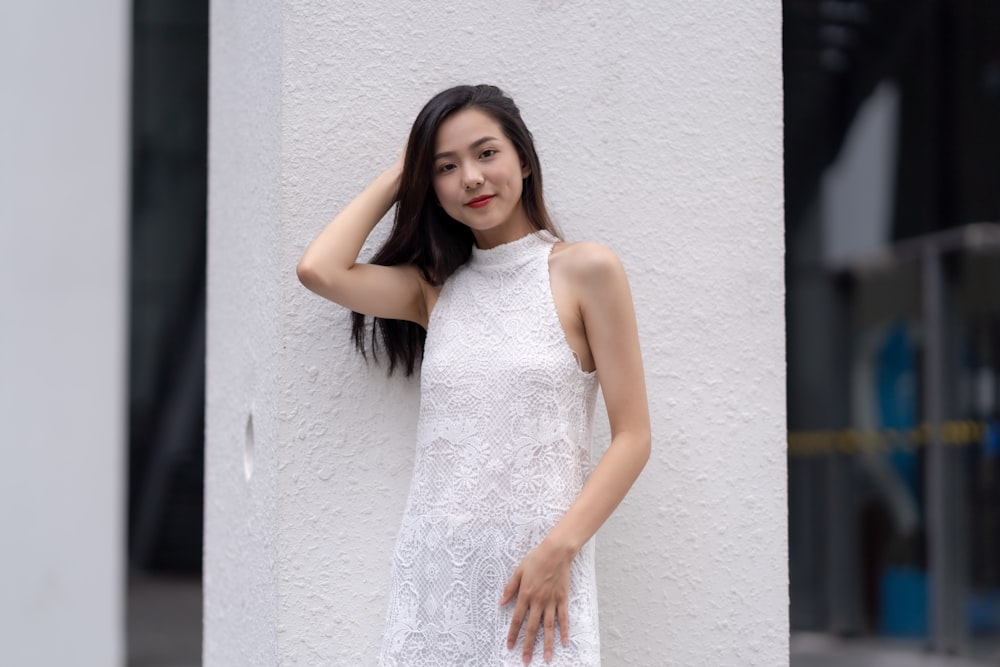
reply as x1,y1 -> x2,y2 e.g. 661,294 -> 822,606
296,158 -> 433,327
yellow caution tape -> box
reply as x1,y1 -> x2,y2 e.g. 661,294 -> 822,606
787,421 -> 988,456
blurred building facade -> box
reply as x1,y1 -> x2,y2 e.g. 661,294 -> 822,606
2,1 -> 129,665
785,0 -> 1000,660
127,0 -> 207,577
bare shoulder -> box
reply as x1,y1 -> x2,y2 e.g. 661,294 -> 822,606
549,241 -> 627,285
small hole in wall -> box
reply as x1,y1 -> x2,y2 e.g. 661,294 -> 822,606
244,412 -> 255,482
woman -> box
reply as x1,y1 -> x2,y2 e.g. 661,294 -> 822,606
297,84 -> 650,666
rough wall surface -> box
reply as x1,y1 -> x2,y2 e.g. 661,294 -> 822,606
205,1 -> 283,664
0,1 -> 127,664
209,1 -> 785,665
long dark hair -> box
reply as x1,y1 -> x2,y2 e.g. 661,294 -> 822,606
351,84 -> 560,376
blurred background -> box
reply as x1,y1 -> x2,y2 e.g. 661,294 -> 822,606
7,0 -> 997,665
125,1 -> 206,665
785,0 -> 1000,665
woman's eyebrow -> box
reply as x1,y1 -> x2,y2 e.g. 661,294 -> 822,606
433,136 -> 499,161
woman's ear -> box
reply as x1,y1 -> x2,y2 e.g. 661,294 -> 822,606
520,162 -> 531,180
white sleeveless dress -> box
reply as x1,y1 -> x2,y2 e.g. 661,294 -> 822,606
379,231 -> 601,666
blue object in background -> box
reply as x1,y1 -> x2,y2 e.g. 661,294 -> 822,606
876,323 -> 920,497
983,419 -> 1000,460
874,325 -> 927,639
879,567 -> 928,638
967,588 -> 1000,634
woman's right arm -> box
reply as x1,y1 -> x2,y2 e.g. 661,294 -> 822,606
296,158 -> 432,327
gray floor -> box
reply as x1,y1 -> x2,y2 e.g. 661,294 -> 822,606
128,573 -> 201,667
790,633 -> 999,667
128,575 -> 1000,666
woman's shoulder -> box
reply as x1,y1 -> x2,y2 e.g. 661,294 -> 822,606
549,240 -> 625,284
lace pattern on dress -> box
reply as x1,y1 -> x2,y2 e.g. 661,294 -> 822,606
379,232 -> 601,666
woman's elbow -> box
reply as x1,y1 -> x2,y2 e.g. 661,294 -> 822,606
296,259 -> 320,291
636,430 -> 652,466
621,427 -> 651,471
296,257 -> 339,296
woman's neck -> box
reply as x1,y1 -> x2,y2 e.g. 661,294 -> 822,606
471,210 -> 535,250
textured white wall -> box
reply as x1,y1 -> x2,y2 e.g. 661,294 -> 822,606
204,1 -> 283,664
0,1 -> 128,665
208,1 -> 785,665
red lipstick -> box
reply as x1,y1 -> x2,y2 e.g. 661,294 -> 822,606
466,195 -> 494,208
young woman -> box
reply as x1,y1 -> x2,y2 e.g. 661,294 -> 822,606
297,85 -> 650,666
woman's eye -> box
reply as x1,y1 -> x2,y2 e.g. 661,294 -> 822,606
479,149 -> 497,159
437,163 -> 456,173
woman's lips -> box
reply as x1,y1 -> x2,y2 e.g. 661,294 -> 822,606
465,195 -> 494,209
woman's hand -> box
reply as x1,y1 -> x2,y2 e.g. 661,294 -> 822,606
499,538 -> 576,664
386,152 -> 404,202
296,149 -> 430,324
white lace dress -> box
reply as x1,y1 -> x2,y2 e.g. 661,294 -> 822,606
379,231 -> 601,666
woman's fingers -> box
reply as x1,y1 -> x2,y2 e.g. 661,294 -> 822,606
542,603 -> 557,662
502,544 -> 574,661
506,595 -> 527,650
521,604 -> 544,664
557,599 -> 569,646
499,569 -> 521,606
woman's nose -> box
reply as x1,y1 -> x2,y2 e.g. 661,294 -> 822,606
462,164 -> 484,189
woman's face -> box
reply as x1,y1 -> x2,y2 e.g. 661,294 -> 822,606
431,108 -> 532,245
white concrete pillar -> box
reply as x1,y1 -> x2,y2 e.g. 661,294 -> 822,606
207,2 -> 785,665
0,1 -> 129,665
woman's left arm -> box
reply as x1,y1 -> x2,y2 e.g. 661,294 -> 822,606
500,243 -> 651,664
